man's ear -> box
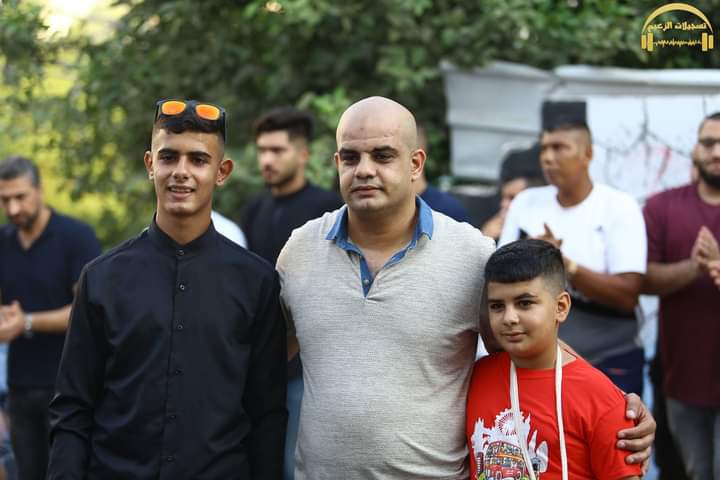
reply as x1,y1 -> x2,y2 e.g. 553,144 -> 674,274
144,151 -> 154,180
216,158 -> 234,186
556,291 -> 571,324
410,148 -> 426,182
691,143 -> 701,164
36,183 -> 46,203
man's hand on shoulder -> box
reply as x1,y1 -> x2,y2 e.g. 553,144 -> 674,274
617,393 -> 655,472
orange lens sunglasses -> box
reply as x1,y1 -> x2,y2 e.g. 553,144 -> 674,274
155,99 -> 226,139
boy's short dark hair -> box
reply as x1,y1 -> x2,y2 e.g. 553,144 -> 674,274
0,155 -> 41,186
485,239 -> 566,293
254,107 -> 314,143
153,108 -> 225,144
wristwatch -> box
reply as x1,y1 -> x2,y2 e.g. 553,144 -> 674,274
23,313 -> 33,338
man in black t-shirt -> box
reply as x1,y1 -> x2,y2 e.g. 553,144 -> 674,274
242,107 -> 341,480
0,156 -> 101,480
243,108 -> 341,263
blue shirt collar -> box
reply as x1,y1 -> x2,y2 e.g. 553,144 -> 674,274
326,196 -> 434,245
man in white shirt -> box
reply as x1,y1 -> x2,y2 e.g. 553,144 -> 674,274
499,101 -> 647,395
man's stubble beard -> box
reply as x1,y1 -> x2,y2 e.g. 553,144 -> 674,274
15,201 -> 42,232
266,168 -> 300,191
694,158 -> 720,189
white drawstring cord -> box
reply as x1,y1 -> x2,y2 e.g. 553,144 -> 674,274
555,345 -> 568,479
510,344 -> 568,480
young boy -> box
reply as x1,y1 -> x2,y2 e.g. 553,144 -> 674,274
467,239 -> 642,480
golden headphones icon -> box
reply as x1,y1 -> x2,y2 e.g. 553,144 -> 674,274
640,3 -> 714,52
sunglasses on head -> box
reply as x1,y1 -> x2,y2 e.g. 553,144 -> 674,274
155,99 -> 227,140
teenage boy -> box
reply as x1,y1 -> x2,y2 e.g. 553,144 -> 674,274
47,100 -> 287,479
466,239 -> 642,480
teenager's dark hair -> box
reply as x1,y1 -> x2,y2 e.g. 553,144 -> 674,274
0,155 -> 40,186
254,107 -> 314,142
485,239 -> 566,293
698,111 -> 720,133
153,108 -> 225,143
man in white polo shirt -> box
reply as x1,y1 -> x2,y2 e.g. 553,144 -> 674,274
278,97 -> 655,479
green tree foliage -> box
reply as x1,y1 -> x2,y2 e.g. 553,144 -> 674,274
0,0 -> 129,238
1,0 -> 717,246
0,0 -> 54,148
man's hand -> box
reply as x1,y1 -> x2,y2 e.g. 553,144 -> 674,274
709,260 -> 720,289
618,393 -> 656,470
692,226 -> 720,273
534,223 -> 562,249
0,301 -> 26,342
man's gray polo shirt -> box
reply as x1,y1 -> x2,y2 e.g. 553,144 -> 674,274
277,199 -> 495,479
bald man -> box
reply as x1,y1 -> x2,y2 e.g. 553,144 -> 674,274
277,97 -> 655,479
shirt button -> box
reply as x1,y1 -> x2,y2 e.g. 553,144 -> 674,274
168,414 -> 177,420
363,279 -> 370,285
165,455 -> 175,462
177,249 -> 185,256
174,369 -> 183,376
178,284 -> 186,291
176,324 -> 184,331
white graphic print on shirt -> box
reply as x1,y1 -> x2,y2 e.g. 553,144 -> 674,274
470,408 -> 548,480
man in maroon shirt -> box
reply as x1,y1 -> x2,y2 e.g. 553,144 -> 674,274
643,112 -> 720,480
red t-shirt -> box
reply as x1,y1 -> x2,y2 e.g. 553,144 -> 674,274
466,351 -> 641,480
643,183 -> 720,407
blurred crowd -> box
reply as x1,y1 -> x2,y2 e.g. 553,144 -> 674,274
0,97 -> 718,480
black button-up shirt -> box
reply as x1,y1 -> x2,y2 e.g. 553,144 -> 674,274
48,220 -> 287,479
